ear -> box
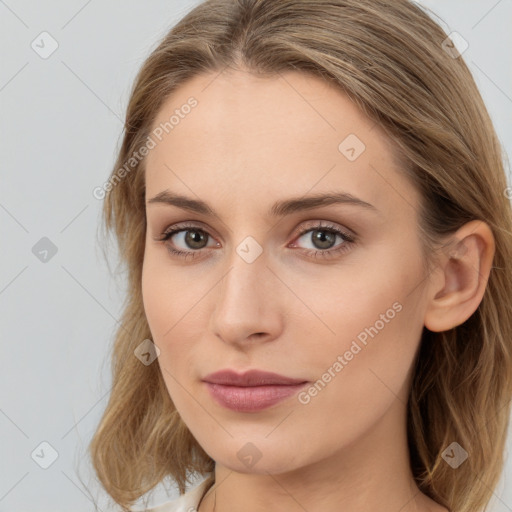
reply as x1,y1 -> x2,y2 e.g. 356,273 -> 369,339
423,220 -> 495,332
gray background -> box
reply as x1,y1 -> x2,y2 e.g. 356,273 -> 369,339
1,1 -> 511,510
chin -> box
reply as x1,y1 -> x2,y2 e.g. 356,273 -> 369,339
206,436 -> 308,475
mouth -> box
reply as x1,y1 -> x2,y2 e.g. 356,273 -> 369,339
202,369 -> 309,412
203,382 -> 309,412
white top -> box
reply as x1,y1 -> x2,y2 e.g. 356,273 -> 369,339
146,475 -> 213,512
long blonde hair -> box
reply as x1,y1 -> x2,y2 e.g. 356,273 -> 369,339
89,1 -> 512,511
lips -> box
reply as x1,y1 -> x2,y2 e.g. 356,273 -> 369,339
202,369 -> 309,412
202,369 -> 307,386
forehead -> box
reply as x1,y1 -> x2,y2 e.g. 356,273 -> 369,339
144,69 -> 418,222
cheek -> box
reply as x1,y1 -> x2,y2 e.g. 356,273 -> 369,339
142,260 -> 170,342
141,251 -> 207,397
288,299 -> 423,460
141,248 -> 199,339
293,254 -> 417,355
296,254 -> 425,421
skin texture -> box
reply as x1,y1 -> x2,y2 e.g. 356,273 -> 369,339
141,68 -> 494,512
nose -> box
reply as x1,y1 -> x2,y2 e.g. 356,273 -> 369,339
208,247 -> 283,347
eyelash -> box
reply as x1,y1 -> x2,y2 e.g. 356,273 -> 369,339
155,221 -> 356,261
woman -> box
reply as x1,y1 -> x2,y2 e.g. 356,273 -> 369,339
89,1 -> 512,511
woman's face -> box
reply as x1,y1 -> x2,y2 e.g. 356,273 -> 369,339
142,69 -> 431,474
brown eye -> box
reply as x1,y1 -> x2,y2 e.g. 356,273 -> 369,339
157,223 -> 220,259
179,229 -> 209,250
291,222 -> 355,259
307,229 -> 338,250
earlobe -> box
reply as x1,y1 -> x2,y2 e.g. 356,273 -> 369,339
423,220 -> 495,333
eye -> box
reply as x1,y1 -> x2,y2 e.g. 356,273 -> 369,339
289,221 -> 355,259
154,220 -> 356,261
155,222 -> 219,260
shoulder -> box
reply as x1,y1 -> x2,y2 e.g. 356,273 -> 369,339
145,475 -> 213,512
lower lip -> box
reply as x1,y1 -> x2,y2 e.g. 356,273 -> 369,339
203,382 -> 308,412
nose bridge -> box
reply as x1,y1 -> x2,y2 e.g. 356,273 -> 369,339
209,240 -> 281,344
217,244 -> 268,318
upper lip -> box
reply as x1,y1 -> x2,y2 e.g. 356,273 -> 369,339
202,369 -> 308,386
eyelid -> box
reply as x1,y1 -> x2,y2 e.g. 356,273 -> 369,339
154,220 -> 220,242
291,219 -> 356,242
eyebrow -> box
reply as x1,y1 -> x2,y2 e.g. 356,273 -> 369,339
146,190 -> 379,217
